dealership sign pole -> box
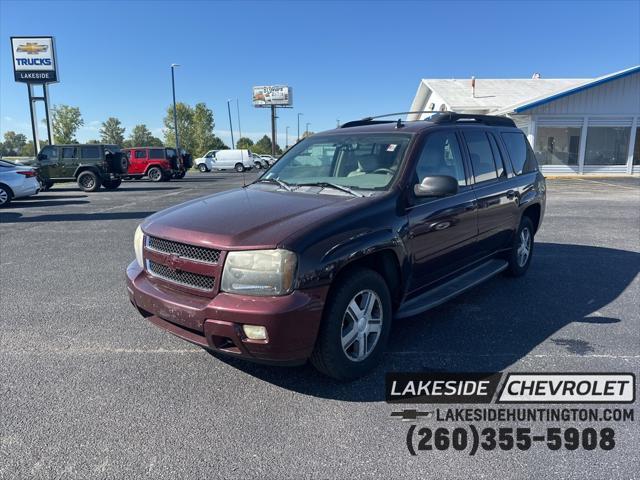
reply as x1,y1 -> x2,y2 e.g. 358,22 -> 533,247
252,85 -> 293,156
10,36 -> 59,155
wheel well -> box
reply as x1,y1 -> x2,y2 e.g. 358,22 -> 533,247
75,166 -> 100,179
0,182 -> 14,197
332,250 -> 403,310
522,203 -> 541,233
145,163 -> 164,174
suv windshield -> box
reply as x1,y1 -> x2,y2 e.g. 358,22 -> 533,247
264,133 -> 412,190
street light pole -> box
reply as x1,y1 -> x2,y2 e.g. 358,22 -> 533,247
236,98 -> 242,140
285,126 -> 289,149
305,122 -> 311,137
227,99 -> 235,148
297,113 -> 303,141
170,64 -> 180,152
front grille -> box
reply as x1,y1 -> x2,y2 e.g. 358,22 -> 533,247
148,260 -> 215,291
147,236 -> 220,264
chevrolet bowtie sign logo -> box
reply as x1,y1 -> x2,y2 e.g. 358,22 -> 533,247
11,36 -> 58,83
17,42 -> 49,54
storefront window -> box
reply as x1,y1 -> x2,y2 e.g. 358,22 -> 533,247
633,127 -> 639,165
534,127 -> 581,166
584,126 -> 630,165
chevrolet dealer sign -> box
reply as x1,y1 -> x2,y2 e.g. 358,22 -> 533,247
11,36 -> 58,83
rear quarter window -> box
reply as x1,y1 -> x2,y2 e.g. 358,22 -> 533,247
80,146 -> 100,159
149,149 -> 165,159
501,132 -> 538,175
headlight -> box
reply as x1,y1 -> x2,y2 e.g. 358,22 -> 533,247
134,225 -> 144,268
221,249 -> 297,296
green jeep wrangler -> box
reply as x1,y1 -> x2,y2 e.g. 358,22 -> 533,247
33,144 -> 129,192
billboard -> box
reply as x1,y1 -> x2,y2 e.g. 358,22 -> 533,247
11,36 -> 58,83
252,85 -> 292,107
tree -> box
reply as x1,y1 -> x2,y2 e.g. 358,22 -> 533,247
207,135 -> 229,151
251,135 -> 282,155
51,105 -> 83,144
163,102 -> 194,153
0,131 -> 28,155
19,139 -> 49,156
301,130 -> 315,139
192,102 -> 216,156
124,124 -> 163,148
100,117 -> 125,145
236,137 -> 254,149
86,139 -> 101,144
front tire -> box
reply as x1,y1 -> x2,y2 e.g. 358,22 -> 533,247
0,185 -> 12,207
235,163 -> 245,173
311,268 -> 392,380
198,164 -> 209,173
505,216 -> 534,277
77,171 -> 101,192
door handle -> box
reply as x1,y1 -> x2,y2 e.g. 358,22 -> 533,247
506,190 -> 517,199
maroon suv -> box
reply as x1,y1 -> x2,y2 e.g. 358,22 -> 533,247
127,112 -> 546,379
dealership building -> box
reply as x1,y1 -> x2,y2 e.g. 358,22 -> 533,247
408,65 -> 640,175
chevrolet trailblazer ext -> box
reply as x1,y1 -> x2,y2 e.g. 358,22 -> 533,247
127,112 -> 546,380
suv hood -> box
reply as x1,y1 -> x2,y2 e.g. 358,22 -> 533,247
142,186 -> 367,250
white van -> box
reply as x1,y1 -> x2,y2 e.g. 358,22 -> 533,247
194,149 -> 254,172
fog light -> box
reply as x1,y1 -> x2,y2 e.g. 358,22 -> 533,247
242,325 -> 267,340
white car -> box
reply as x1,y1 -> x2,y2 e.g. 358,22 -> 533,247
0,159 -> 40,207
195,149 -> 255,172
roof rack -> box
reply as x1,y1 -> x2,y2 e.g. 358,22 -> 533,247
340,111 -> 516,129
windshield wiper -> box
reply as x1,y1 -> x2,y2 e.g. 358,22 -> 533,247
255,177 -> 293,191
294,182 -> 364,197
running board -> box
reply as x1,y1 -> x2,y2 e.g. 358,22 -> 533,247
395,259 -> 508,319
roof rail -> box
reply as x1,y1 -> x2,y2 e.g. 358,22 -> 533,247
340,111 -> 516,129
430,112 -> 516,127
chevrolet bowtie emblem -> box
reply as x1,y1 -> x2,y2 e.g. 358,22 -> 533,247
167,253 -> 181,269
17,43 -> 49,54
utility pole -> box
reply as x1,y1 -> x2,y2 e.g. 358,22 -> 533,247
270,105 -> 277,156
227,99 -> 235,148
285,126 -> 289,150
170,64 -> 181,152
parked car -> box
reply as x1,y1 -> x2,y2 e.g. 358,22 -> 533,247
257,154 -> 277,167
123,147 -> 186,182
127,112 -> 546,380
25,144 -> 128,192
0,159 -> 40,207
194,149 -> 254,172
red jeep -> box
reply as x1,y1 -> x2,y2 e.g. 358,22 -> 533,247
124,147 -> 184,182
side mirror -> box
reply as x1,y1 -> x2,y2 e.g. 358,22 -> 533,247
414,175 -> 459,197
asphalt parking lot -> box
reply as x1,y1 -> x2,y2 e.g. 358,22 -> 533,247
1,173 -> 638,479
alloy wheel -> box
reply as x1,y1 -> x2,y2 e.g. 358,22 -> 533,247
341,289 -> 383,362
0,188 -> 7,205
517,227 -> 531,267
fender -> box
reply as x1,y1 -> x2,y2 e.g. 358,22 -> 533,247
74,164 -> 101,178
296,227 -> 410,291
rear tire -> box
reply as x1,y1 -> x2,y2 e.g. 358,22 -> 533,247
198,164 -> 209,173
235,163 -> 245,173
505,216 -> 534,277
102,179 -> 122,190
0,184 -> 12,207
310,268 -> 392,380
147,166 -> 163,182
77,171 -> 101,192
173,170 -> 186,179
254,162 -> 262,170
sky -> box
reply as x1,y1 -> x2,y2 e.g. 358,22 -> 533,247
1,0 -> 639,148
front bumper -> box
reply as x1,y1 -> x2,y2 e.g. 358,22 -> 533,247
126,261 -> 328,364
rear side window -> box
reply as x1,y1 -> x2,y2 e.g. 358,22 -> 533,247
463,130 -> 498,183
148,149 -> 164,159
135,150 -> 146,159
81,146 -> 100,159
487,133 -> 506,178
501,132 -> 538,175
